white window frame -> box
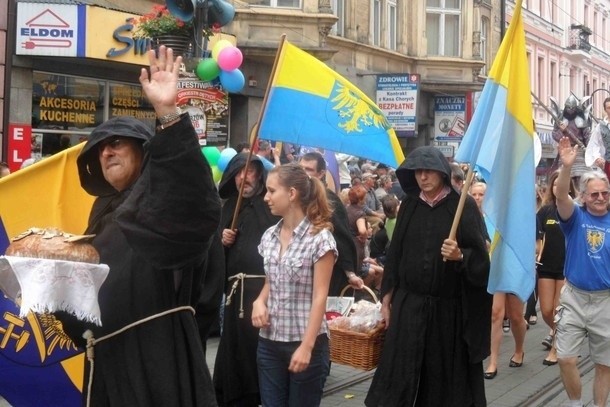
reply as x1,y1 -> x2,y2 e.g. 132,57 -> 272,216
372,0 -> 381,46
388,0 -> 397,50
480,17 -> 488,75
243,0 -> 302,8
426,0 -> 462,57
331,0 -> 345,36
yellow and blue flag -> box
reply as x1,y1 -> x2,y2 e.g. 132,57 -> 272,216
258,40 -> 405,168
0,144 -> 93,406
455,0 -> 536,302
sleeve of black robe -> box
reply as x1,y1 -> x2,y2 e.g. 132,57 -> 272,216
114,115 -> 221,270
456,196 -> 492,363
457,196 -> 490,288
379,195 -> 416,298
326,190 -> 358,295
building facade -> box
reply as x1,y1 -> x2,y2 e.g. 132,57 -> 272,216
1,0 -> 501,168
510,0 -> 610,177
4,0 -> 608,171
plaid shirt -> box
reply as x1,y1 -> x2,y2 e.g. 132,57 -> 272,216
258,217 -> 337,342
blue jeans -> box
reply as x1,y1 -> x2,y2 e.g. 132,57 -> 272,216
257,335 -> 330,407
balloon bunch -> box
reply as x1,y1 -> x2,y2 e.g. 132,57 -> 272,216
201,146 -> 238,183
196,40 -> 244,93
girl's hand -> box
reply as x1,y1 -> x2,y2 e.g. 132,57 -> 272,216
289,344 -> 312,373
381,293 -> 392,330
251,300 -> 270,328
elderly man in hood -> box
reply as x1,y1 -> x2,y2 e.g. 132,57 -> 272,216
60,46 -> 221,406
366,146 -> 491,407
213,152 -> 279,407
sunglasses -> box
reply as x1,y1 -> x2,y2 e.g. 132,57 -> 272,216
586,190 -> 610,199
98,137 -> 130,152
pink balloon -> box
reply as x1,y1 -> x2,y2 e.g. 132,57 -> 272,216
217,47 -> 243,71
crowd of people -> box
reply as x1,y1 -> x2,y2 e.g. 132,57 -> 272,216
6,47 -> 610,407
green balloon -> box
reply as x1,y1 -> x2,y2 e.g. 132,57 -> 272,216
196,58 -> 221,82
202,146 -> 221,166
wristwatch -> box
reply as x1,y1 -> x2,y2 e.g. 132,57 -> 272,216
157,107 -> 182,129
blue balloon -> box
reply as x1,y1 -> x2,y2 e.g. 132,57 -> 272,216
219,69 -> 245,93
217,148 -> 237,172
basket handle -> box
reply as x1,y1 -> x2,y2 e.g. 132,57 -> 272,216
339,284 -> 379,303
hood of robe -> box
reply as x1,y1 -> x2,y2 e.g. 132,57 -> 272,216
218,152 -> 267,199
77,117 -> 152,197
396,146 -> 452,195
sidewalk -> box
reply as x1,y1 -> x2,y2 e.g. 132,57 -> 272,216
0,314 -> 596,407
306,314 -> 598,407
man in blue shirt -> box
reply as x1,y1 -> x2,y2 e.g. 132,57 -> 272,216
555,136 -> 610,407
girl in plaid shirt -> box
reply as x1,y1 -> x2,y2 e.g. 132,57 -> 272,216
252,164 -> 337,407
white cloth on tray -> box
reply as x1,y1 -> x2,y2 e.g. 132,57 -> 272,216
0,256 -> 109,326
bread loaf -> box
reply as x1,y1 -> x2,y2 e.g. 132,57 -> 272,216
6,228 -> 99,264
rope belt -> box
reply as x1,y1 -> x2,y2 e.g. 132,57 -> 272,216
225,273 -> 266,319
82,305 -> 195,407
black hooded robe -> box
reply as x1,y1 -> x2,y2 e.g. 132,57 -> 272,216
68,115 -> 221,406
213,153 -> 280,406
365,147 -> 491,407
327,189 -> 359,296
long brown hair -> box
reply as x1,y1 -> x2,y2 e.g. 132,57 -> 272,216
542,171 -> 560,207
270,164 -> 334,234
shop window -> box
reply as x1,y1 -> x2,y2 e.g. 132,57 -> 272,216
32,72 -> 105,132
32,72 -> 106,158
109,83 -> 156,123
31,72 -> 158,159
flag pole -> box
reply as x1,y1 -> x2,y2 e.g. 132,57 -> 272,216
230,34 -> 287,230
448,168 -> 476,241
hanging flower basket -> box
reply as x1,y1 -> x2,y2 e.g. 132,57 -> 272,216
151,34 -> 193,58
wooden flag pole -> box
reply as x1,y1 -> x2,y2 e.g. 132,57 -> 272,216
448,168 -> 476,241
230,34 -> 287,230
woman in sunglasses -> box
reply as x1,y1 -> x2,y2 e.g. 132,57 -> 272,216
554,136 -> 610,407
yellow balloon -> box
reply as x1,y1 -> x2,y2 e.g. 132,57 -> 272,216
212,165 -> 223,183
212,40 -> 233,61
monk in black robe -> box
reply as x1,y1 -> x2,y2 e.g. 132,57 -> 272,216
366,146 -> 491,407
213,153 -> 279,406
64,47 -> 221,406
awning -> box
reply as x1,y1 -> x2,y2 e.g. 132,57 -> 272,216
538,132 -> 556,145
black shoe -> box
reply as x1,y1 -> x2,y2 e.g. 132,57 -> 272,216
484,370 -> 497,380
541,334 -> 553,350
542,358 -> 558,366
509,353 -> 524,368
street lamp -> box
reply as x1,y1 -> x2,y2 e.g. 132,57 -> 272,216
588,88 -> 610,122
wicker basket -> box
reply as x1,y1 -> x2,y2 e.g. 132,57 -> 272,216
328,285 -> 385,371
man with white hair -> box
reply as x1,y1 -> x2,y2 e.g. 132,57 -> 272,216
555,136 -> 610,407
